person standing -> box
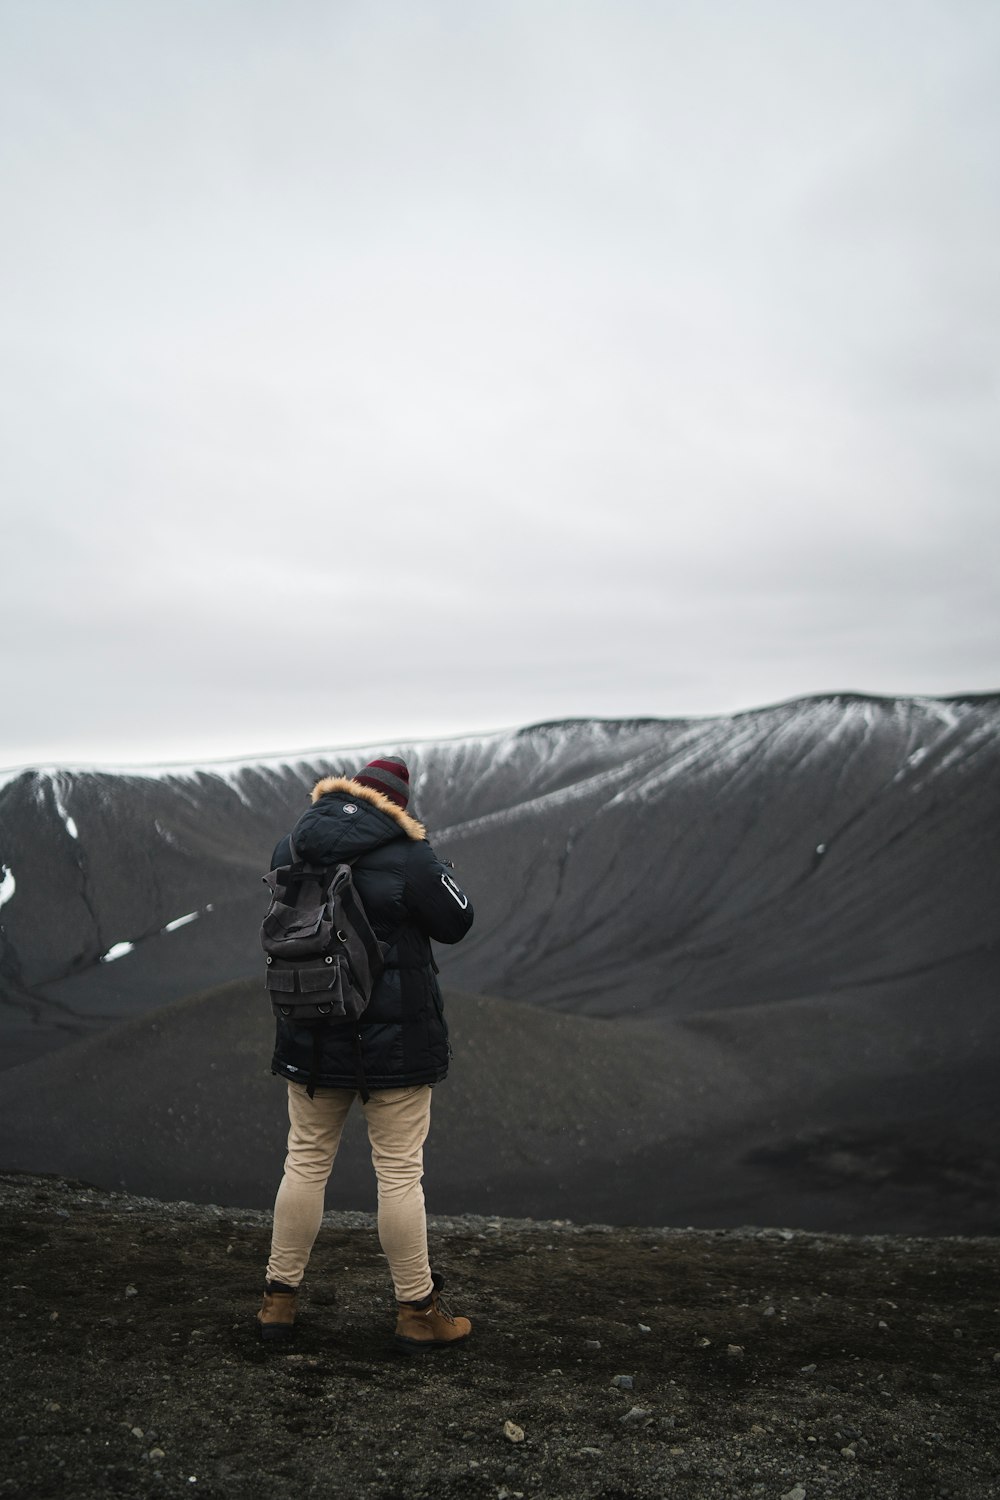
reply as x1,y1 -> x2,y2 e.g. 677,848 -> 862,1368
257,756 -> 475,1352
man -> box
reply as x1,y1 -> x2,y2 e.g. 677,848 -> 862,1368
257,755 -> 475,1352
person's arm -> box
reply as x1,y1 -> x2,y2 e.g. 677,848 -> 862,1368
403,840 -> 474,944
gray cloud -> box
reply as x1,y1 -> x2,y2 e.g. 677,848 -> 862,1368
1,0 -> 998,764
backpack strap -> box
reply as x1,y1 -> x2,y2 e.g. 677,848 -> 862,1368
303,1021 -> 369,1102
352,1023 -> 370,1105
306,1027 -> 323,1100
336,874 -> 386,989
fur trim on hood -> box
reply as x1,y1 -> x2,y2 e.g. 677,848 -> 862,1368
310,776 -> 427,841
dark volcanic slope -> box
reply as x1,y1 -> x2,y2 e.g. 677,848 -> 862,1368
1,695 -> 998,1069
0,981 -> 743,1222
1,697 -> 998,1232
2,974 -> 998,1233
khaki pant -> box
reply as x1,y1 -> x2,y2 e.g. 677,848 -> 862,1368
266,1080 -> 434,1304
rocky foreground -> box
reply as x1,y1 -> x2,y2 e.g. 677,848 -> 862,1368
1,1173 -> 997,1500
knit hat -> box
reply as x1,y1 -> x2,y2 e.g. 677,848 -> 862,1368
353,755 -> 411,809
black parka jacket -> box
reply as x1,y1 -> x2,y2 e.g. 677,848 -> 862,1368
269,777 -> 474,1091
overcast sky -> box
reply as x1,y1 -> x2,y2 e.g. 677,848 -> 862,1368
2,0 -> 998,767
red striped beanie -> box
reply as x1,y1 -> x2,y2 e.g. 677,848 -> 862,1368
353,756 -> 410,809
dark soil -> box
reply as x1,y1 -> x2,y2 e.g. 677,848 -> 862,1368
2,1173 -> 998,1500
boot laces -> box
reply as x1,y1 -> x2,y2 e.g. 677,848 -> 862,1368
432,1289 -> 457,1323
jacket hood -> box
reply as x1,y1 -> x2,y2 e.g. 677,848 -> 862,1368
310,776 -> 427,841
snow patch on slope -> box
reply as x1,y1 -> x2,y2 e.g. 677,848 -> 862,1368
52,780 -> 79,840
101,942 -> 134,964
162,911 -> 199,933
917,697 -> 962,730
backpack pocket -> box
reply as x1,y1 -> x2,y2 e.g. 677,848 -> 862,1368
265,968 -> 297,992
266,957 -> 349,1020
261,900 -> 334,958
298,965 -> 343,992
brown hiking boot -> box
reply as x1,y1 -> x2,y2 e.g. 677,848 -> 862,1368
394,1271 -> 471,1354
257,1280 -> 298,1342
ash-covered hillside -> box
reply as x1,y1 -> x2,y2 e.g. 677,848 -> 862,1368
2,694 -> 998,1064
2,981 -> 998,1233
1,695 -> 998,1234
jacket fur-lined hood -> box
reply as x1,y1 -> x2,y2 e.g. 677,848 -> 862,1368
310,776 -> 427,841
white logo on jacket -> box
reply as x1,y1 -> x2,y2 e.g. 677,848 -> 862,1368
440,872 -> 469,909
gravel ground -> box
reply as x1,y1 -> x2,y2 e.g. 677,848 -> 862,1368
1,1171 -> 998,1500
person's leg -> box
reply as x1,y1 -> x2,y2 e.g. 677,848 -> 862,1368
362,1085 -> 434,1303
265,1081 -> 354,1287
363,1085 -> 472,1349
